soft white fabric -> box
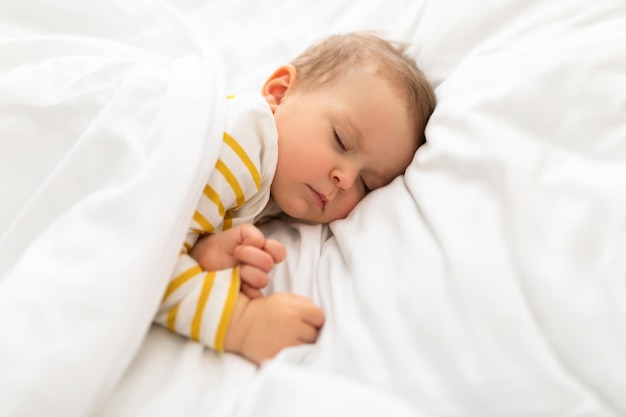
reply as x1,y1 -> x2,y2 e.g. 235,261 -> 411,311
0,1 -> 226,416
1,0 -> 626,416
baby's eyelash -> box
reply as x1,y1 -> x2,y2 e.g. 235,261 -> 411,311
334,130 -> 347,152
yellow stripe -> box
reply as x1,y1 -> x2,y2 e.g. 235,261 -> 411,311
191,271 -> 216,341
223,132 -> 261,191
164,265 -> 203,300
193,211 -> 214,233
214,267 -> 240,352
216,159 -> 245,207
183,241 -> 192,252
226,94 -> 235,99
223,212 -> 233,231
203,185 -> 225,217
166,305 -> 179,332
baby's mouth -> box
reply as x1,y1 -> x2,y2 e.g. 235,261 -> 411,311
308,186 -> 327,211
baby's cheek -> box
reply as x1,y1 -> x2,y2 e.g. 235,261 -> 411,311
339,192 -> 364,218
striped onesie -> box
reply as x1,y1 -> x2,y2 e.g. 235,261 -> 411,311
155,93 -> 278,351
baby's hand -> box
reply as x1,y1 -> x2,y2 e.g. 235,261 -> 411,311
224,292 -> 325,365
190,224 -> 286,298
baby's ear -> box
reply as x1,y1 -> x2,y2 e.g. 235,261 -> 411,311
261,65 -> 297,112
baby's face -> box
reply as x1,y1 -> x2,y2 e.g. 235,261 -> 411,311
269,70 -> 417,224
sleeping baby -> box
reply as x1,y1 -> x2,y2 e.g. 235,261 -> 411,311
155,32 -> 436,365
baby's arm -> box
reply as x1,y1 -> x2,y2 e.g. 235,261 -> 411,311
155,224 -> 298,360
154,240 -> 240,352
190,224 -> 286,299
190,225 -> 326,364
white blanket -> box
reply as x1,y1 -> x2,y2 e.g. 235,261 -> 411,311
0,1 -> 227,415
2,0 -> 626,416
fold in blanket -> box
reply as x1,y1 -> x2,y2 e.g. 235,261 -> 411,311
0,2 -> 226,415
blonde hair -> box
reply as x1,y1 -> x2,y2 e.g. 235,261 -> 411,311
290,32 -> 436,147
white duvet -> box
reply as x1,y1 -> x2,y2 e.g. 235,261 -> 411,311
1,0 -> 626,416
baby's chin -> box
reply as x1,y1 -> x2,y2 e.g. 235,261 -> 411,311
279,204 -> 324,225
284,210 -> 322,225
292,211 -> 349,226
274,195 -> 353,225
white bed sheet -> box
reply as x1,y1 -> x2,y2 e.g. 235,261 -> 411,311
1,0 -> 626,416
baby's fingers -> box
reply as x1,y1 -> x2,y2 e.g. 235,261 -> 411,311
239,264 -> 270,290
263,239 -> 287,264
301,302 -> 325,329
240,282 -> 264,299
297,323 -> 322,343
237,224 -> 266,249
234,245 -> 274,272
